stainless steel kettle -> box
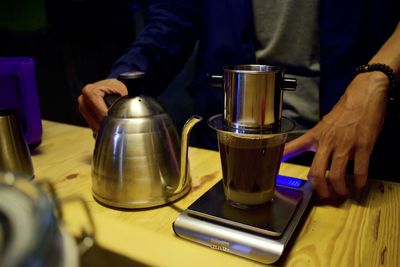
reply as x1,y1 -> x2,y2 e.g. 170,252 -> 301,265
91,72 -> 202,209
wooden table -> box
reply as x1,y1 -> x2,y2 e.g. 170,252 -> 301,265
31,120 -> 400,266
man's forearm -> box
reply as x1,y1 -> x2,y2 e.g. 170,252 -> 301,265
369,21 -> 400,79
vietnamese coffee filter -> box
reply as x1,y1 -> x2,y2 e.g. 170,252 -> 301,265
223,64 -> 296,132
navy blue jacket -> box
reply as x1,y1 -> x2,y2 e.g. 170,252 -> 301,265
110,0 -> 400,178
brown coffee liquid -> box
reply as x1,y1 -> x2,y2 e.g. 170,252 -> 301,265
219,134 -> 285,206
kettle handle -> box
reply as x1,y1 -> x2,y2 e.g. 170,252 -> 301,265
104,93 -> 122,108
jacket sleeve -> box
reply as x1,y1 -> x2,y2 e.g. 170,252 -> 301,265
108,0 -> 198,96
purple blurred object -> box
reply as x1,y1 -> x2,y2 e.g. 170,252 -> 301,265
0,57 -> 42,149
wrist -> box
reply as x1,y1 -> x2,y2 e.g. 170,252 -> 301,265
368,71 -> 391,91
355,63 -> 400,102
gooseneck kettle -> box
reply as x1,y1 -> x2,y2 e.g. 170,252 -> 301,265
91,72 -> 202,208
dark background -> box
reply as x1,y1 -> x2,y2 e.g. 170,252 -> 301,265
0,0 -> 146,127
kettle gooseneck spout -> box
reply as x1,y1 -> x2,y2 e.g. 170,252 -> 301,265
168,115 -> 202,194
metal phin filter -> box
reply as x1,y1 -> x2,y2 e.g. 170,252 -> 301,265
222,64 -> 296,133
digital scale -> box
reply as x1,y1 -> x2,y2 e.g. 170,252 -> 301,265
173,175 -> 314,264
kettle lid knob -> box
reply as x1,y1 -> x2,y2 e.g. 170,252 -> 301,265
109,71 -> 164,118
118,71 -> 146,97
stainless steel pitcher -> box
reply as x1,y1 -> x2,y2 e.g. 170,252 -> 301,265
91,72 -> 202,209
0,109 -> 34,178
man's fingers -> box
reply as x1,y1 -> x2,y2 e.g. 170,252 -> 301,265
353,148 -> 370,190
282,132 -> 316,161
78,85 -> 110,132
78,95 -> 102,132
78,78 -> 129,133
81,85 -> 109,120
328,151 -> 349,196
308,147 -> 331,198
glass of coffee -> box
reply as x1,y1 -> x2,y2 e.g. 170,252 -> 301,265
209,114 -> 295,209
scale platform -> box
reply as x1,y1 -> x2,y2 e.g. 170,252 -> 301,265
173,175 -> 313,264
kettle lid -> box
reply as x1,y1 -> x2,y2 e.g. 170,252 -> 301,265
108,71 -> 165,118
108,95 -> 165,118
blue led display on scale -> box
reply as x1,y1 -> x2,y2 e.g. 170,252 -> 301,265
276,175 -> 305,188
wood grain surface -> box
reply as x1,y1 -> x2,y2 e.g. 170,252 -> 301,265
31,120 -> 400,267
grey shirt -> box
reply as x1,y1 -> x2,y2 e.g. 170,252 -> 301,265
252,0 -> 320,133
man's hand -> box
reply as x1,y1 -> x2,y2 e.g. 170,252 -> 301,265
78,78 -> 127,133
283,72 -> 390,198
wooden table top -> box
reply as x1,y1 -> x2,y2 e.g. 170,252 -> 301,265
31,120 -> 400,267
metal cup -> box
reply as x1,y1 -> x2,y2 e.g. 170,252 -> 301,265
0,109 -> 34,178
223,65 -> 296,132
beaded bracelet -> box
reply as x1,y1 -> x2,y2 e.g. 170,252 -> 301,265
355,63 -> 399,102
